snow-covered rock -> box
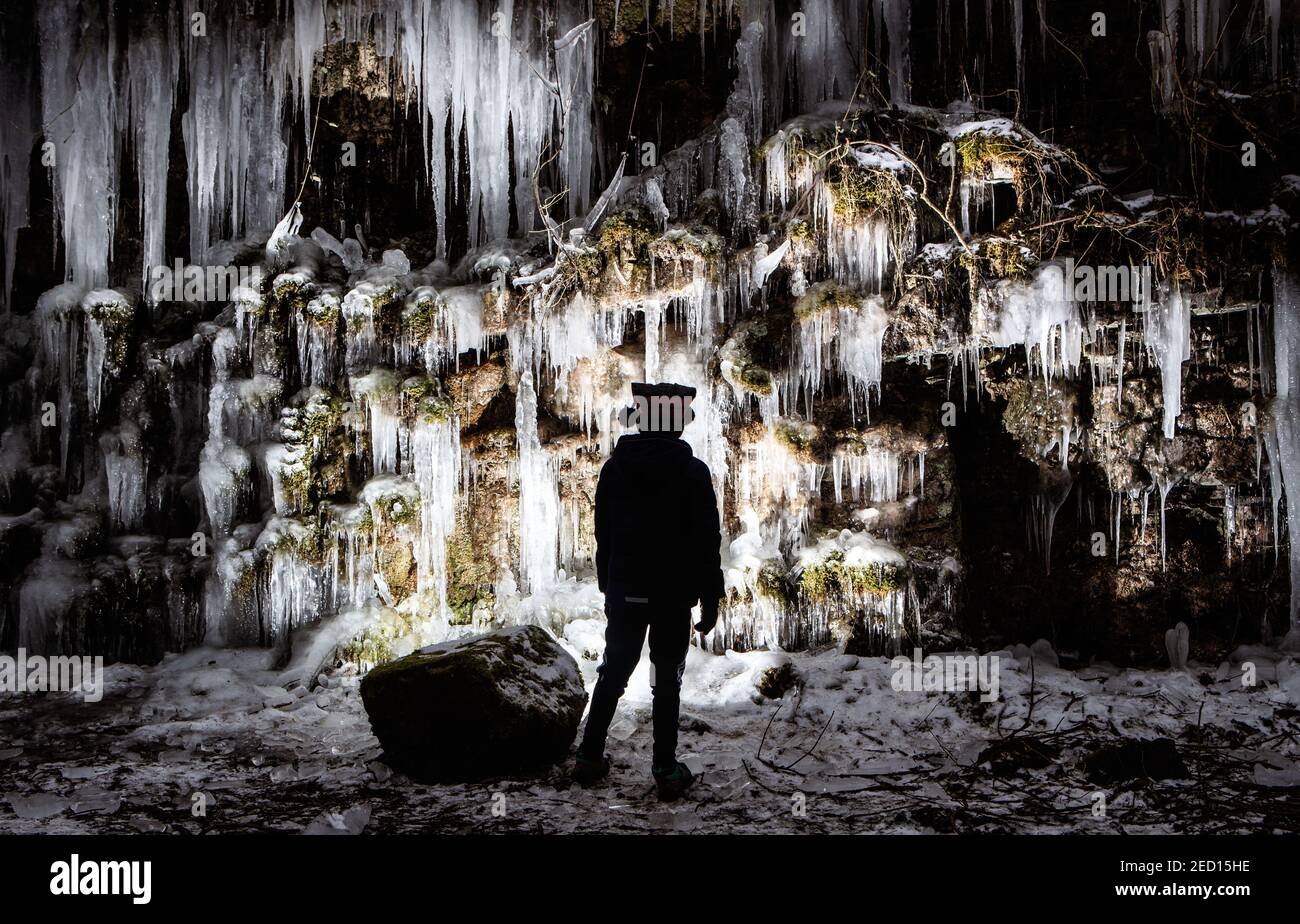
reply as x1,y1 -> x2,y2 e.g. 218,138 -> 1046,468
359,625 -> 587,782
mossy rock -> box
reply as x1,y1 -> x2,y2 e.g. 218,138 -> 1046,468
85,295 -> 136,328
843,563 -> 907,596
721,317 -> 786,398
304,293 -> 341,327
595,205 -> 656,263
799,551 -> 906,602
259,517 -> 329,566
375,535 -> 418,603
271,277 -> 315,315
401,375 -> 453,425
738,363 -> 774,396
990,377 -> 1077,462
376,492 -> 420,528
799,552 -> 845,603
755,559 -> 794,603
961,237 -> 1034,281
596,0 -> 721,43
787,218 -> 816,257
446,527 -> 497,625
281,390 -> 349,506
649,225 -> 723,266
775,419 -> 823,463
403,296 -> 438,342
825,159 -> 901,222
794,280 -> 861,321
551,246 -> 607,299
359,625 -> 588,783
85,295 -> 137,371
955,130 -> 1025,180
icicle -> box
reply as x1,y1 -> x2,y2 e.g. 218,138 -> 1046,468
182,0 -> 292,262
752,238 -> 790,290
291,0 -> 326,134
1266,266 -> 1300,626
1144,283 -> 1192,438
39,0 -> 118,289
1114,490 -> 1123,564
83,289 -> 135,422
352,368 -> 404,475
556,12 -> 596,217
874,0 -> 912,106
1140,487 -> 1151,541
829,220 -> 892,292
258,517 -> 334,648
794,292 -> 889,419
1223,485 -> 1236,563
832,446 -> 914,504
1155,473 -> 1179,569
123,15 -> 179,296
1116,317 -> 1126,408
1028,464 -> 1074,573
200,446 -> 252,539
100,426 -> 148,532
732,18 -> 770,143
793,0 -> 857,109
34,284 -> 84,474
413,417 -> 462,618
643,302 -> 663,382
515,369 -> 560,593
981,261 -> 1086,382
296,293 -> 341,386
1147,29 -> 1177,112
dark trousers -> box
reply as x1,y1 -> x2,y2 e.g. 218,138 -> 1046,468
578,601 -> 691,768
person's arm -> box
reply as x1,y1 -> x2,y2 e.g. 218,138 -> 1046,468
691,464 -> 725,631
594,460 -> 614,593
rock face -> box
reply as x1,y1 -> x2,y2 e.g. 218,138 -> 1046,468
1,1 -> 1297,672
359,625 -> 587,782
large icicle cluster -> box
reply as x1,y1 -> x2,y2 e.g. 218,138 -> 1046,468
18,0 -> 598,297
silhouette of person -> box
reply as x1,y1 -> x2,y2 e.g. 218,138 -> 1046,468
571,382 -> 724,800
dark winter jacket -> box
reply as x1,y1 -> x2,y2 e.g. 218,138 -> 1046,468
594,433 -> 725,609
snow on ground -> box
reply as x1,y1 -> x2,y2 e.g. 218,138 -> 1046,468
0,632 -> 1297,834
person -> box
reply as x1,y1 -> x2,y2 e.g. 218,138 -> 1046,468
571,382 -> 725,800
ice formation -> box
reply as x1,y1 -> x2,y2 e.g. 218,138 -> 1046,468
1269,268 -> 1300,627
977,261 -> 1088,382
1,0 -> 1296,675
1145,284 -> 1193,439
22,0 -> 600,285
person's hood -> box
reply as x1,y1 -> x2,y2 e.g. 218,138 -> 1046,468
609,432 -> 694,477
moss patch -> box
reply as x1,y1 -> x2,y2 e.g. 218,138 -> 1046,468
775,419 -> 822,463
401,375 -> 453,425
794,279 -> 861,320
799,550 -> 906,602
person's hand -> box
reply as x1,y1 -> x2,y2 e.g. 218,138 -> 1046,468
694,598 -> 719,635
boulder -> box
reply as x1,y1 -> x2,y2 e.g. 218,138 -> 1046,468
359,625 -> 587,782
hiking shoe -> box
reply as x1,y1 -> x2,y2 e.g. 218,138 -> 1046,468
571,753 -> 611,786
652,761 -> 695,801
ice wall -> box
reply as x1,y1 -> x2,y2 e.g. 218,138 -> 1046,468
3,0 -> 1296,669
